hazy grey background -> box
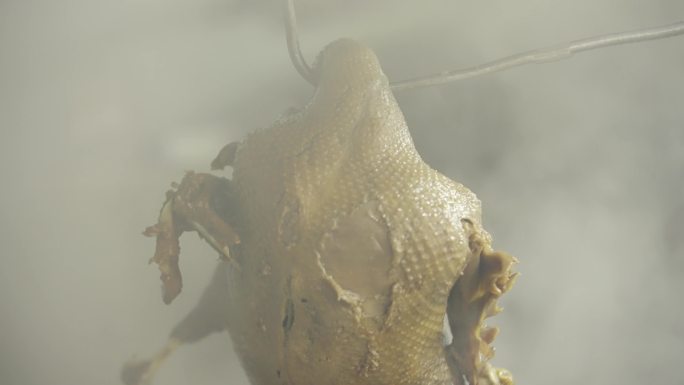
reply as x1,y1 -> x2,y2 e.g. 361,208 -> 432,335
1,0 -> 683,384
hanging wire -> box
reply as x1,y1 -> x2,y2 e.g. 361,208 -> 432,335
390,21 -> 684,91
285,0 -> 316,85
282,0 -> 684,92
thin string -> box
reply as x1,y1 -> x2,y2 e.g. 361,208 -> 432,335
391,21 -> 684,91
285,0 -> 315,85
282,0 -> 684,91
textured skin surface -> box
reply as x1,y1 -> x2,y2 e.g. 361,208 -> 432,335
222,39 -> 514,385
132,38 -> 517,385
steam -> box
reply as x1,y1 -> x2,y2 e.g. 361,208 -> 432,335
0,1 -> 682,385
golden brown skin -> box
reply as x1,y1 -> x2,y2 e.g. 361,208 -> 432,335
127,39 -> 517,385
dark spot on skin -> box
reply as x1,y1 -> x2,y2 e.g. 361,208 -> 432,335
282,299 -> 295,332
